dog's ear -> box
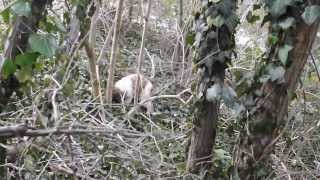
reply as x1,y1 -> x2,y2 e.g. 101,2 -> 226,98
112,88 -> 122,103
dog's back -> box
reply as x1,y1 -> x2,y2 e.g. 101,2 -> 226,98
113,74 -> 153,113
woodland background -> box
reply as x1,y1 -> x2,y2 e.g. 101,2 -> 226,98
0,0 -> 319,179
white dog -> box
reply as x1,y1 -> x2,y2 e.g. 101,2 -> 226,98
112,74 -> 153,114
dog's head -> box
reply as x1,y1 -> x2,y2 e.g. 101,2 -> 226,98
112,88 -> 123,103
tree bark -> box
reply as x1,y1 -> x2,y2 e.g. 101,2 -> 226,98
186,0 -> 238,174
235,3 -> 320,179
85,0 -> 103,104
186,101 -> 218,172
134,0 -> 151,105
105,0 -> 124,104
0,0 -> 51,178
178,0 -> 183,29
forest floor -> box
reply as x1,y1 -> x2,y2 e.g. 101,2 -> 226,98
1,6 -> 320,179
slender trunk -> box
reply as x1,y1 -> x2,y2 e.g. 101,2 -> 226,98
86,0 -> 103,104
105,0 -> 124,103
128,0 -> 134,22
178,0 -> 183,30
84,41 -> 102,103
134,0 -> 151,105
97,22 -> 115,65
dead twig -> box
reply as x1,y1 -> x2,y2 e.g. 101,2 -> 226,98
50,164 -> 97,180
127,88 -> 192,117
0,125 -> 145,139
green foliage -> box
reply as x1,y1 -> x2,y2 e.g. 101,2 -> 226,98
278,17 -> 295,29
302,5 -> 320,25
191,0 -> 239,113
212,148 -> 232,177
15,52 -> 39,67
2,59 -> 16,78
278,44 -> 293,66
11,0 -> 31,17
211,15 -> 225,27
0,8 -> 10,24
16,65 -> 33,82
269,0 -> 295,18
246,11 -> 260,24
268,65 -> 285,81
233,0 -> 320,177
186,32 -> 195,46
268,34 -> 279,45
29,33 -> 57,58
206,83 -> 236,106
190,1 -> 238,175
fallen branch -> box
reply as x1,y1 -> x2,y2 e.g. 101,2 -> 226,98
50,164 -> 97,180
140,88 -> 192,105
127,88 -> 193,117
0,124 -> 145,139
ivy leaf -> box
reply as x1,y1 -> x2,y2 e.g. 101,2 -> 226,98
62,81 -> 75,96
0,8 -> 10,24
302,5 -> 320,25
225,14 -> 239,31
1,59 -> 16,79
278,44 -> 293,66
28,34 -> 57,58
52,16 -> 67,32
212,15 -> 225,27
15,52 -> 39,67
269,66 -> 285,81
213,15 -> 225,27
221,83 -> 237,106
186,32 -> 195,46
270,0 -> 294,18
206,84 -> 222,101
11,0 -> 31,17
214,149 -> 231,160
278,17 -> 295,30
207,16 -> 214,27
15,66 -> 32,82
201,0 -> 208,7
268,34 -> 279,45
246,11 -> 260,24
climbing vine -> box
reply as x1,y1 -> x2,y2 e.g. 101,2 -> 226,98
186,0 -> 238,174
189,0 -> 238,105
234,0 -> 320,179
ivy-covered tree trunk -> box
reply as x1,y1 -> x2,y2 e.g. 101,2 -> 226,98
0,0 -> 51,177
0,0 -> 51,110
186,0 -> 238,174
234,1 -> 320,179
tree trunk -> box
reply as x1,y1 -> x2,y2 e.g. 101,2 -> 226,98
0,0 -> 51,178
134,0 -> 151,105
186,0 -> 238,174
105,0 -> 124,104
186,101 -> 218,172
86,0 -> 102,104
235,1 -> 320,179
127,0 -> 134,22
178,0 -> 183,29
